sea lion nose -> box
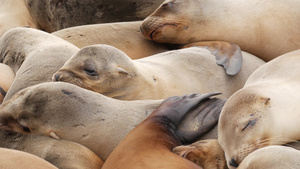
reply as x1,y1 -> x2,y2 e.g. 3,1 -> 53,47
53,74 -> 61,81
229,157 -> 239,167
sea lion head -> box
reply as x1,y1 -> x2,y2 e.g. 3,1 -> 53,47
0,82 -> 92,140
172,139 -> 227,169
52,44 -> 137,96
0,84 -> 55,138
140,0 -> 204,44
218,88 -> 281,169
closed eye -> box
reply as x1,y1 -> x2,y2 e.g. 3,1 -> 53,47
242,119 -> 257,132
83,68 -> 97,76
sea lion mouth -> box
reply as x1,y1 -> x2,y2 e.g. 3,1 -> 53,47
149,23 -> 178,41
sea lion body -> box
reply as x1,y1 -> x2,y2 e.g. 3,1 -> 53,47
0,0 -> 37,38
0,63 -> 15,103
218,49 -> 300,168
140,0 -> 300,61
0,131 -> 103,169
238,146 -> 300,169
0,28 -> 104,168
0,27 -> 79,101
0,148 -> 58,169
0,82 -> 162,161
53,44 -> 265,100
52,21 -> 171,59
102,93 -> 224,169
25,0 -> 164,32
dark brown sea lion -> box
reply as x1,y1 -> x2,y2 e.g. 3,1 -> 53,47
102,93 -> 225,169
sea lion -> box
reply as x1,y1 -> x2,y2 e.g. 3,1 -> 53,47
0,63 -> 15,104
0,148 -> 58,169
52,21 -> 243,66
0,81 -> 162,161
0,0 -> 37,38
237,146 -> 300,169
101,93 -> 225,169
140,0 -> 300,61
52,44 -> 264,100
0,131 -> 103,169
52,21 -> 172,59
25,0 -> 164,32
0,82 -> 225,161
172,139 -> 228,169
218,49 -> 300,168
0,27 -> 79,101
0,27 -> 104,168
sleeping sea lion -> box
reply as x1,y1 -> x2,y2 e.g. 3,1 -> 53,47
218,49 -> 300,168
238,146 -> 300,169
52,44 -> 265,100
101,93 -> 225,169
140,0 -> 300,61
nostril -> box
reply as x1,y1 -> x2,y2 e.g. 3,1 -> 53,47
54,74 -> 61,81
229,158 -> 239,167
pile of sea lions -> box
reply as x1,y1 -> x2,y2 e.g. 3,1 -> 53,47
0,0 -> 300,169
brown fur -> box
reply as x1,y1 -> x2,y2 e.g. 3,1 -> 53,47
102,93 -> 224,169
173,139 -> 228,169
25,0 -> 164,32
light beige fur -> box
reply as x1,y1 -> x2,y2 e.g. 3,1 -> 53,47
238,146 -> 300,169
0,0 -> 37,38
53,44 -> 265,100
0,27 -> 79,101
0,131 -> 103,169
140,0 -> 300,61
218,49 -> 300,168
0,63 -> 15,103
0,148 -> 58,169
0,28 -> 105,168
52,21 -> 170,59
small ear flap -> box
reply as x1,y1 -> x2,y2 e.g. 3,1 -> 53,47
117,67 -> 129,74
181,41 -> 243,76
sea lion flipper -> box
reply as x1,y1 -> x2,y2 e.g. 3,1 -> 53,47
150,93 -> 221,128
176,97 -> 226,143
181,41 -> 243,75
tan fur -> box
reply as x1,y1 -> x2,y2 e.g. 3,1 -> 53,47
0,131 -> 103,169
0,63 -> 15,104
0,28 -> 105,168
238,146 -> 300,169
0,0 -> 37,38
0,82 -> 162,161
173,139 -> 228,169
140,0 -> 300,61
218,49 -> 300,168
52,21 -> 171,59
53,44 -> 265,100
0,27 -> 79,101
0,148 -> 58,169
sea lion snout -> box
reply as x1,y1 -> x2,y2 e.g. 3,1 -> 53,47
53,73 -> 61,81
